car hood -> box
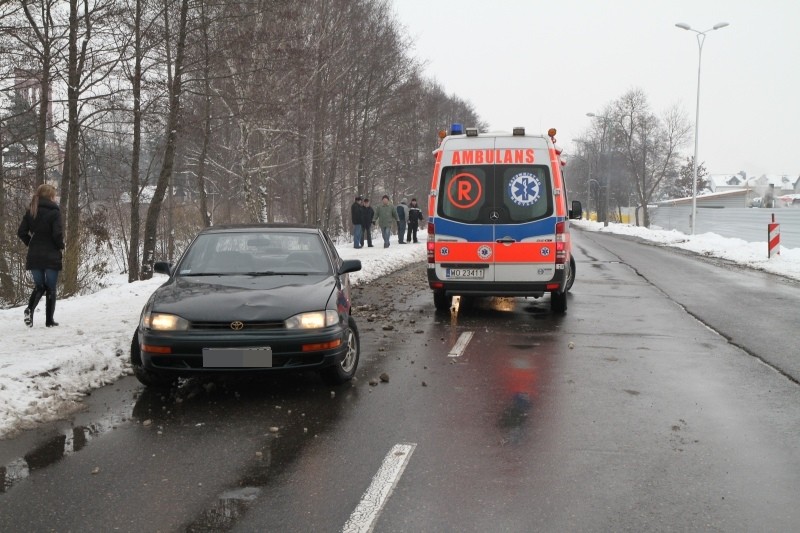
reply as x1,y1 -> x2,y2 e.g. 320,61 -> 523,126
151,274 -> 336,322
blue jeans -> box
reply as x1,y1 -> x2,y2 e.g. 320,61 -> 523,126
353,225 -> 363,248
31,269 -> 59,293
397,221 -> 406,243
381,226 -> 391,247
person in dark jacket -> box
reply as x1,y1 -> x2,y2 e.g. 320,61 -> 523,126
406,198 -> 425,243
361,198 -> 375,247
396,198 -> 408,244
17,183 -> 65,327
350,195 -> 364,248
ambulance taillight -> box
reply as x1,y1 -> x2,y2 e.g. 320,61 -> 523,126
427,222 -> 436,263
555,221 -> 568,264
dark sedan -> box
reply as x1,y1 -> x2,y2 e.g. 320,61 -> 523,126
131,224 -> 361,388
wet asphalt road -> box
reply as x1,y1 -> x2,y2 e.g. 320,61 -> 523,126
2,228 -> 800,532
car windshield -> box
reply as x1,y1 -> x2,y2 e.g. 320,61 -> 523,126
176,231 -> 331,276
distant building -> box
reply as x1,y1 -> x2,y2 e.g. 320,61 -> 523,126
657,189 -> 750,209
1,69 -> 63,183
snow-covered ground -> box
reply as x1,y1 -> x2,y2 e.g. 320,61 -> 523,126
1,223 -> 798,439
573,220 -> 800,281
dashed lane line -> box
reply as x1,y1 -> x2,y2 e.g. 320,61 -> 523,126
342,443 -> 418,533
448,331 -> 474,358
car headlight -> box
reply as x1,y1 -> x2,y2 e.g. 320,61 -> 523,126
285,310 -> 338,329
142,312 -> 190,331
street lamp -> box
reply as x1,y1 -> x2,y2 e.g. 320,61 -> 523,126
675,21 -> 729,234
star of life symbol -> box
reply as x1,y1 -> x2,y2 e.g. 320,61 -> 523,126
440,247 -> 449,256
541,247 -> 550,257
477,245 -> 492,260
508,172 -> 542,207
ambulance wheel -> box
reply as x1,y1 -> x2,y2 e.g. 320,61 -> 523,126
550,291 -> 567,313
433,290 -> 449,312
565,256 -> 576,292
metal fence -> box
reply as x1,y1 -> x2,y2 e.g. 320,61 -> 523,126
648,206 -> 800,249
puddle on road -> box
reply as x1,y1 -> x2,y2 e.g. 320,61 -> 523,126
1,412 -> 129,493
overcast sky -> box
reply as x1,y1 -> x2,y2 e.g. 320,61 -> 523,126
391,0 -> 799,178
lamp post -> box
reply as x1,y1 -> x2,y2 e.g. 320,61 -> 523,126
675,21 -> 729,234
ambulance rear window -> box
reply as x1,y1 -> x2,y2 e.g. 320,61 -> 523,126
437,165 -> 552,224
438,166 -> 489,223
500,166 -> 552,222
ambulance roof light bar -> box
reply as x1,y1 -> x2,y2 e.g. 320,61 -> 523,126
465,128 -> 478,137
513,127 -> 525,136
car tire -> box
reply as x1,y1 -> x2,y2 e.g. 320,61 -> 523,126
321,317 -> 360,385
550,290 -> 567,313
433,289 -> 449,312
130,330 -> 176,389
565,256 -> 576,292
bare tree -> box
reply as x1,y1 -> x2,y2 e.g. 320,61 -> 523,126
609,89 -> 690,226
141,0 -> 188,280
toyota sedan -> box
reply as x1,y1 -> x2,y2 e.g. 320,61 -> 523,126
131,224 -> 361,388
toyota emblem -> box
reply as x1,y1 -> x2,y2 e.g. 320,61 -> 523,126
230,321 -> 244,330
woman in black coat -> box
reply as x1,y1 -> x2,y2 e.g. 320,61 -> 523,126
17,183 -> 65,327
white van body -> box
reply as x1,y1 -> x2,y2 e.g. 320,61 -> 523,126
426,127 -> 582,312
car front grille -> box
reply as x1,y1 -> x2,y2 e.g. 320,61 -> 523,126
190,321 -> 285,331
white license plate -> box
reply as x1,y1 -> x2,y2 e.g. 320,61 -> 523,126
445,268 -> 485,279
202,347 -> 273,368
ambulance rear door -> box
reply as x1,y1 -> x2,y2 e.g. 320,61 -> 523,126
434,135 -> 497,283
491,135 -> 558,284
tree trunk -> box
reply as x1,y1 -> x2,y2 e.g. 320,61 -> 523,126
128,0 -> 143,281
21,1 -> 53,188
0,125 -> 13,302
60,0 -> 84,296
141,0 -> 189,280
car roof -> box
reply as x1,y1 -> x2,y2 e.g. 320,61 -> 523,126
198,224 -> 322,235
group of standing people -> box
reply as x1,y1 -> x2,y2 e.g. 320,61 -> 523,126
17,183 -> 64,328
351,195 -> 424,248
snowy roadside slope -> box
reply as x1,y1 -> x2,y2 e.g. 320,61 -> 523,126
0,240 -> 426,438
0,276 -> 163,437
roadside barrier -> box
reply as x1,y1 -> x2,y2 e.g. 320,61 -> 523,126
768,214 -> 780,258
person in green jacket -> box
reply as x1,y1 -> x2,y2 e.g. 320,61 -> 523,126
373,195 -> 399,248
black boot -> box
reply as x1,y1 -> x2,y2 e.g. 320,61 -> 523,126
45,289 -> 59,327
25,287 -> 45,327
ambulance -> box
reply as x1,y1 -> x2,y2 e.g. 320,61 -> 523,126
426,125 -> 582,312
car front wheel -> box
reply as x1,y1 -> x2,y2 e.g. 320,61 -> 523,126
130,330 -> 176,389
321,317 -> 360,385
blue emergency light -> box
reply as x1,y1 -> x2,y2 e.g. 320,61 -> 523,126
450,123 -> 464,135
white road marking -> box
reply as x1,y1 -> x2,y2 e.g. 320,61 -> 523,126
448,331 -> 474,358
342,443 -> 418,533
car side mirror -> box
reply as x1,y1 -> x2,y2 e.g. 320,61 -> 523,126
569,200 -> 583,220
154,261 -> 173,275
338,259 -> 362,275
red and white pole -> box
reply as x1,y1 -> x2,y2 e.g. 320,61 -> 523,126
768,214 -> 780,258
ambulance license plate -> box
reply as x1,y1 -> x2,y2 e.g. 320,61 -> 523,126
445,268 -> 484,279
